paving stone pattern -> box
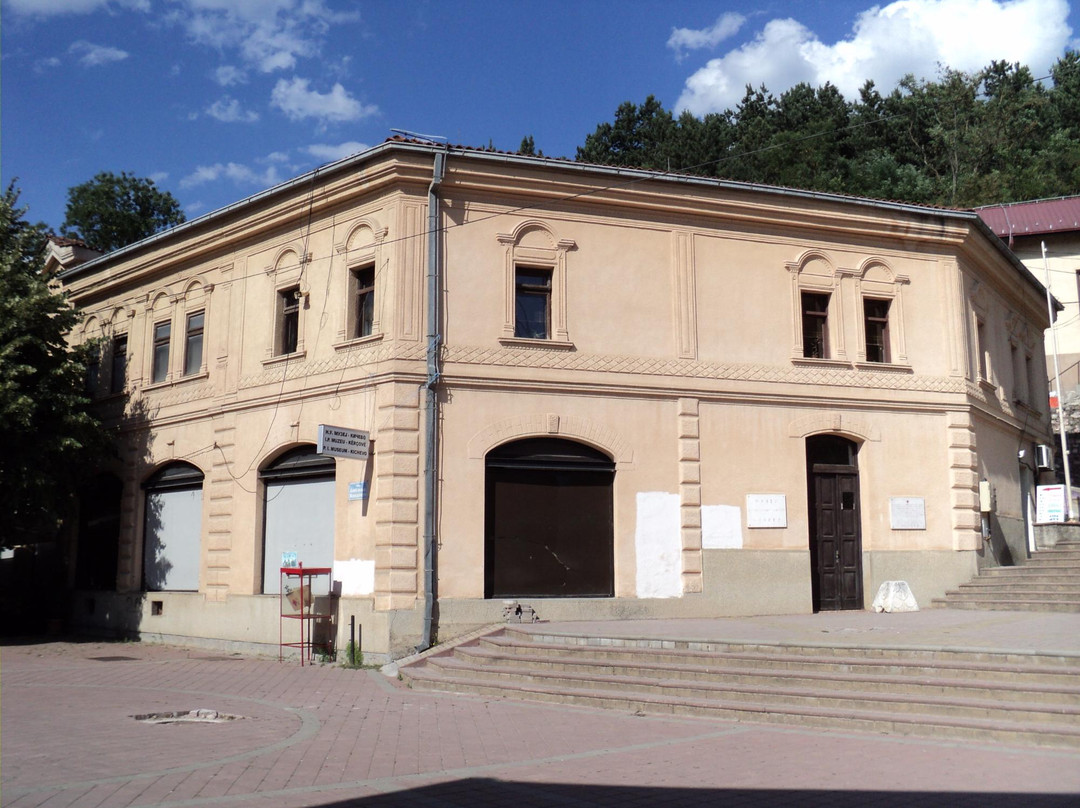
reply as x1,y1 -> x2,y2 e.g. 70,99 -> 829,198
3,622 -> 1080,808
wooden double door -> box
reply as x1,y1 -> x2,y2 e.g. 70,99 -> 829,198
807,436 -> 863,611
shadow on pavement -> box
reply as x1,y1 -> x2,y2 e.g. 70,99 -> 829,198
322,779 -> 1078,807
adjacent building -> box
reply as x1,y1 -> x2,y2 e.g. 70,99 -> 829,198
55,140 -> 1055,661
976,196 -> 1080,491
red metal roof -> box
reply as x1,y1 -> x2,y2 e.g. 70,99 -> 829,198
975,196 -> 1080,239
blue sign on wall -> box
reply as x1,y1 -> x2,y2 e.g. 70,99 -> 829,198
348,482 -> 369,501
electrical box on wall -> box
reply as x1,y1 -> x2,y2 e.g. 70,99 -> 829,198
1036,444 -> 1055,471
979,480 -> 994,513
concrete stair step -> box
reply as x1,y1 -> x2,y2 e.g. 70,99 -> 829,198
401,664 -> 1080,749
424,656 -> 1080,724
984,566 -> 1080,578
932,598 -> 1080,612
449,646 -> 1080,704
961,573 -> 1080,585
476,636 -> 1080,684
954,584 -> 1080,595
959,578 -> 1080,591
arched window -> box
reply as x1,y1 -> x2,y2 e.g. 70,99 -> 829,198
143,462 -> 204,591
260,446 -> 336,593
485,438 -> 614,598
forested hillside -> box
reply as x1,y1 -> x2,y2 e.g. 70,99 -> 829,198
575,54 -> 1080,208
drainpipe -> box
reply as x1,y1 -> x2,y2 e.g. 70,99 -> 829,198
420,148 -> 446,652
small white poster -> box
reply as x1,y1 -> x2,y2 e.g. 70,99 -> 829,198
746,494 -> 787,528
1037,484 -> 1066,523
889,497 -> 926,530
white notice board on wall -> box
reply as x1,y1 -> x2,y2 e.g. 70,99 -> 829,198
746,494 -> 787,528
889,497 -> 926,530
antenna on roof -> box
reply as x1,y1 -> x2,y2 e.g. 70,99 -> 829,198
390,128 -> 448,144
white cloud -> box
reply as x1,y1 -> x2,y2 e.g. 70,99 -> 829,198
69,40 -> 129,67
179,161 -> 283,189
675,0 -> 1075,115
270,77 -> 377,123
34,56 -> 62,72
265,151 -> 291,163
6,0 -> 148,16
305,141 -> 370,162
169,0 -> 361,74
205,96 -> 260,123
214,65 -> 247,86
667,13 -> 745,61
148,171 -> 169,184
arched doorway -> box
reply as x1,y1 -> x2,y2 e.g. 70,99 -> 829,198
485,438 -> 615,598
75,473 -> 122,590
806,435 -> 863,611
260,446 -> 336,594
143,462 -> 204,591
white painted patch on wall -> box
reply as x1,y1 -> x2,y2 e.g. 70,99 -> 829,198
635,492 -> 683,598
702,505 -> 743,549
334,559 -> 376,596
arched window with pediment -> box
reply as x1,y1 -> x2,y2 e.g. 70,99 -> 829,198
496,221 -> 575,345
787,251 -> 845,361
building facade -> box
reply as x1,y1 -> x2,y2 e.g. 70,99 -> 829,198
57,141 -> 1054,661
976,196 -> 1080,496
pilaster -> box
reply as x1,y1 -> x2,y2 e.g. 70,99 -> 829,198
946,410 -> 981,550
374,381 -> 422,610
678,397 -> 703,593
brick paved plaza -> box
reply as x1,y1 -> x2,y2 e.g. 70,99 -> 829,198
3,614 -> 1080,808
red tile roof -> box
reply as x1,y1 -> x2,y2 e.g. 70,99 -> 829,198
975,196 -> 1080,239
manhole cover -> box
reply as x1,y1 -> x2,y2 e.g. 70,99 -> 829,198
132,709 -> 244,724
89,656 -> 139,662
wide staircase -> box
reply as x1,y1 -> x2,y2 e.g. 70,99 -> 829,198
398,626 -> 1080,748
932,539 -> 1080,612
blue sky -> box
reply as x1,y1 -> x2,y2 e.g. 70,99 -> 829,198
3,0 -> 1077,233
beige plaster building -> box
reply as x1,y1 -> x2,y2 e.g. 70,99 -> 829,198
57,140 -> 1055,661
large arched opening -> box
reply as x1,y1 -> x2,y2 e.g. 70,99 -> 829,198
485,438 -> 614,598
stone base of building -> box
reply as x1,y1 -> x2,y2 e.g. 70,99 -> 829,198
67,549 -> 981,662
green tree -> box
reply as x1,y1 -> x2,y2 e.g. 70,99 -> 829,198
62,171 -> 185,253
1,182 -> 111,546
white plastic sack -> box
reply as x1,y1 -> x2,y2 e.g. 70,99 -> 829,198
872,580 -> 919,613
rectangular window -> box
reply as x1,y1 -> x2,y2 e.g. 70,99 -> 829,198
515,267 -> 551,340
863,298 -> 890,363
184,311 -> 204,376
976,319 -> 989,381
152,320 -> 171,384
352,267 -> 375,339
110,335 -> 127,394
801,292 -> 830,359
85,354 -> 100,396
278,288 -> 299,355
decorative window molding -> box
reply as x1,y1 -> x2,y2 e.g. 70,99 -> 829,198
969,280 -> 994,388
336,219 -> 387,344
787,251 -> 846,362
496,220 -> 575,344
853,259 -> 910,365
